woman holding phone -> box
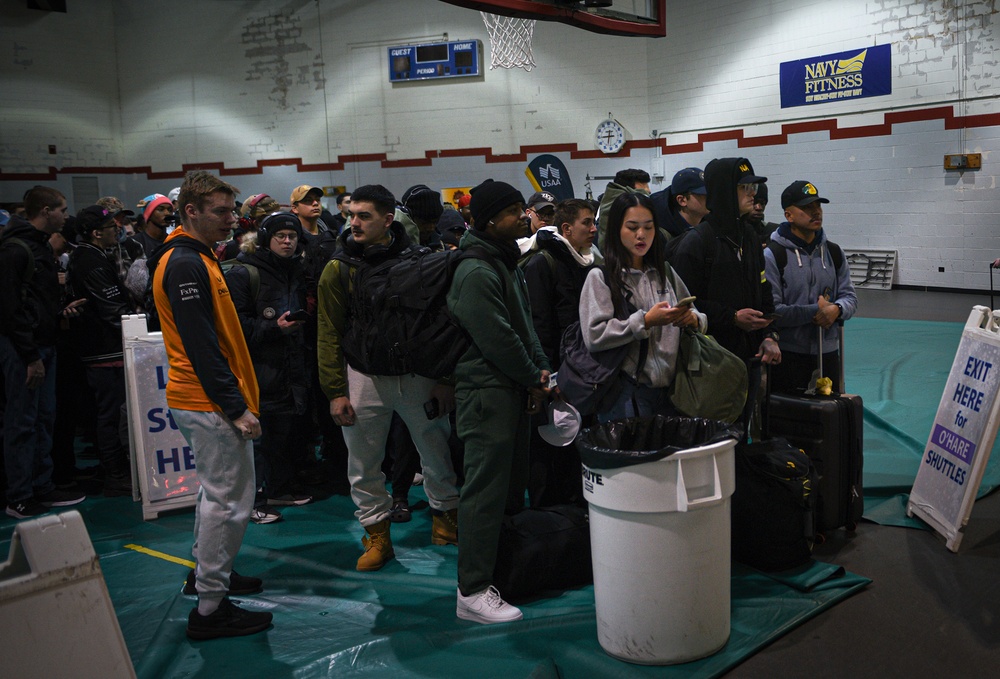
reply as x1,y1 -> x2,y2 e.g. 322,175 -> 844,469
578,193 -> 706,422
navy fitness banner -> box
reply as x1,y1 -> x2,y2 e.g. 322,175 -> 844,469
780,44 -> 891,108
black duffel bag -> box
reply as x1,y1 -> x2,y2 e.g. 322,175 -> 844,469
732,438 -> 818,572
492,504 -> 592,600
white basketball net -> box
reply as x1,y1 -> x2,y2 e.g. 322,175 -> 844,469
481,12 -> 536,71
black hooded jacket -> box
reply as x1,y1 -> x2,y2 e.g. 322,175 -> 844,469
66,241 -> 136,363
0,216 -> 62,361
522,229 -> 595,370
667,157 -> 775,361
650,187 -> 694,238
226,247 -> 308,415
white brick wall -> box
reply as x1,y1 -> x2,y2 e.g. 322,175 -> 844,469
1,0 -> 998,290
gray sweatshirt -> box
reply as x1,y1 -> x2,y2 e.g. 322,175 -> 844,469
579,265 -> 707,388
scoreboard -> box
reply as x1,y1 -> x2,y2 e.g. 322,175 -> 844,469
388,40 -> 483,82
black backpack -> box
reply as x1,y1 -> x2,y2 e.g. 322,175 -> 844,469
732,438 -> 819,571
219,259 -> 260,301
337,245 -> 501,379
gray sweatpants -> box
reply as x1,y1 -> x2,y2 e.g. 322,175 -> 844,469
343,366 -> 459,526
172,408 -> 255,608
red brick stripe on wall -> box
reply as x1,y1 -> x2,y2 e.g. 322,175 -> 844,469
4,106 -> 999,181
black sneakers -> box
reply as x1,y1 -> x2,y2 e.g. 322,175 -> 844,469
186,597 -> 272,640
5,499 -> 50,520
389,499 -> 412,523
183,570 -> 263,596
35,489 -> 85,507
102,474 -> 133,498
5,489 -> 86,519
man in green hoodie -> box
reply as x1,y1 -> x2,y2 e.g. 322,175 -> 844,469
447,179 -> 552,624
596,168 -> 651,250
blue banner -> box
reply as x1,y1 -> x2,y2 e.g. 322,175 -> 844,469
780,44 -> 891,108
525,154 -> 575,201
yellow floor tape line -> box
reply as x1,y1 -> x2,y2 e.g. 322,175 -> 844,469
124,543 -> 195,569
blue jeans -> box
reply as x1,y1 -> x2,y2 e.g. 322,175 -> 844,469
598,380 -> 676,424
0,336 -> 57,503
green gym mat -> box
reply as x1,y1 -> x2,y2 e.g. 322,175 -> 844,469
17,311 -> 997,675
847,317 -> 1000,528
50,489 -> 866,679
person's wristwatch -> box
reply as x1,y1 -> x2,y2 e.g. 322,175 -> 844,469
834,303 -> 843,317
765,331 -> 780,342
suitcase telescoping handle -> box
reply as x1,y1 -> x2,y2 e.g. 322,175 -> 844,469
818,322 -> 847,394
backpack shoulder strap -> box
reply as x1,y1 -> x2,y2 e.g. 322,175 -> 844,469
462,245 -> 505,290
766,240 -> 788,289
826,240 -> 844,270
243,262 -> 260,301
2,237 -> 35,282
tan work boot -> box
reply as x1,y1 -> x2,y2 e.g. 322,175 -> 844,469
357,519 -> 394,571
431,508 -> 459,546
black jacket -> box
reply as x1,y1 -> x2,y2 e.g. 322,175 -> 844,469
667,157 -> 775,361
522,230 -> 595,370
650,187 -> 694,238
66,242 -> 135,363
226,248 -> 308,415
0,217 -> 61,362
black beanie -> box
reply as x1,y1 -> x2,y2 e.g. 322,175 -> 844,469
755,182 -> 769,204
402,184 -> 444,223
469,179 -> 524,230
257,211 -> 302,250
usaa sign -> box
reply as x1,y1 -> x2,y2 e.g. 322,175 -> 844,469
780,44 -> 891,108
525,154 -> 575,201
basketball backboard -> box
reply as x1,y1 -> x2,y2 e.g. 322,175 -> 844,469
440,0 -> 666,37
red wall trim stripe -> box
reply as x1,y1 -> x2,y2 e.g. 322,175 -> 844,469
3,105 -> 998,181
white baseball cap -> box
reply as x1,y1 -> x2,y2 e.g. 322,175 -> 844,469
538,400 -> 582,447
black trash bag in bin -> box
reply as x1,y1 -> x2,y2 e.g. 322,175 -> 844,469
575,415 -> 740,470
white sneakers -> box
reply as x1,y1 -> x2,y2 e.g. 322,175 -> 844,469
456,586 -> 523,624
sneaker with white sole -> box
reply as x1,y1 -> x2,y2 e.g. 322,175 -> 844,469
250,507 -> 283,524
456,586 -> 523,624
35,488 -> 85,507
6,499 -> 50,520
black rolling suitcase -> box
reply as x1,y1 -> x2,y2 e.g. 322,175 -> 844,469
768,325 -> 864,534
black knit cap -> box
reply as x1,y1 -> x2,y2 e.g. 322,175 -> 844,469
469,179 -> 524,230
257,211 -> 302,250
401,184 -> 444,223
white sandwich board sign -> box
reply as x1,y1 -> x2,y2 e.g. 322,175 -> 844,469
122,314 -> 200,520
907,306 -> 1000,551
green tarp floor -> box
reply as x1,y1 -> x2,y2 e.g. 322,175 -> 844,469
69,489 -> 867,679
15,312 -> 994,675
848,317 -> 1000,527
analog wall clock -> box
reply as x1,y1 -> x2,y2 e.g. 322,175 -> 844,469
595,118 -> 626,154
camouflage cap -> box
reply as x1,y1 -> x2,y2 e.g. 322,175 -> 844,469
240,193 -> 281,220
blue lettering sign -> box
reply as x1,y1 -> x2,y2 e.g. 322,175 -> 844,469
147,407 -> 179,433
156,446 -> 196,475
963,355 -> 993,382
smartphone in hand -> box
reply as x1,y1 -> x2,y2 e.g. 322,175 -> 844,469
675,296 -> 696,307
423,398 -> 439,420
286,309 -> 309,322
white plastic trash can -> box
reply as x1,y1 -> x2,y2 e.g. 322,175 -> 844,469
581,427 -> 736,665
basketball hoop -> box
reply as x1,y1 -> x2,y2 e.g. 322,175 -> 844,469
480,12 -> 536,71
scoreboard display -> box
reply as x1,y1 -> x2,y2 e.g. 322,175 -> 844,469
388,40 -> 483,82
